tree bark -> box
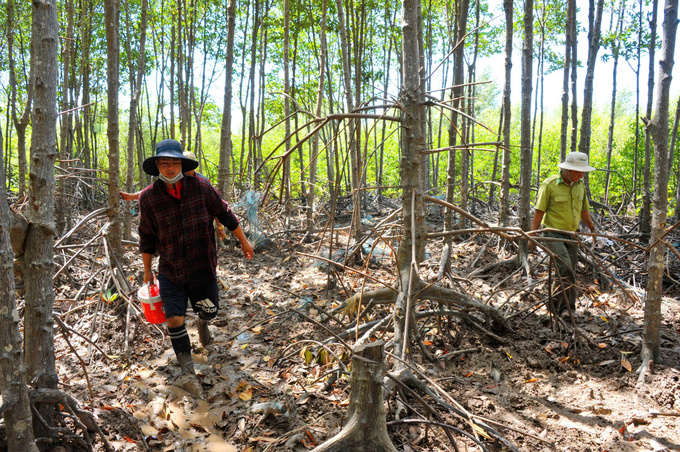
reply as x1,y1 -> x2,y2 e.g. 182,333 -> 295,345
80,0 -> 93,178
560,0 -> 575,162
0,139 -> 39,452
519,0 -> 533,257
335,0 -> 362,238
642,0 -> 659,238
392,0 -> 427,363
633,0 -> 643,210
640,0 -> 678,380
246,0 -> 260,188
8,0 -> 32,200
498,0 -> 513,227
306,0 -> 328,237
105,0 -> 123,258
312,341 -> 397,452
283,0 -> 292,227
24,0 -> 59,437
123,0 -> 148,241
532,1 -> 545,191
578,0 -> 605,196
569,0 -> 579,155
439,0 -> 468,278
604,0 -> 626,205
218,0 -> 237,197
56,0 -> 75,236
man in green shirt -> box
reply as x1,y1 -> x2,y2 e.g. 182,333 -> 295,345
530,152 -> 597,314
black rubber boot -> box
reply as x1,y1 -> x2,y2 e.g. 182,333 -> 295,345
197,319 -> 212,347
174,352 -> 201,397
177,352 -> 196,375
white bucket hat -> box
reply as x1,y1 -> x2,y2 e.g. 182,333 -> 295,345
558,152 -> 596,172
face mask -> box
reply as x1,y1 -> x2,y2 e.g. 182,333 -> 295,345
158,171 -> 184,185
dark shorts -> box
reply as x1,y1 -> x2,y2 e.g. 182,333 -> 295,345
157,274 -> 220,320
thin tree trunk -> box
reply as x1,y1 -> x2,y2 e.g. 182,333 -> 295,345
439,0 -> 468,278
256,6 -> 269,188
25,0 -> 60,436
80,0 -> 92,176
605,0 -> 626,205
465,1 -> 480,212
306,0 -> 328,237
170,20 -> 176,139
560,0 -> 575,162
569,1 -> 579,155
8,0 -> 32,199
237,0 -> 251,189
56,0 -> 75,235
177,0 -> 186,147
378,4 -> 397,204
640,0 -> 678,380
246,0 -> 260,188
393,0 -> 427,364
519,0 -> 534,258
123,0 -> 148,240
0,133 -> 39,451
489,110 -> 503,207
498,0 -> 513,227
532,0 -> 545,190
105,0 -> 123,258
454,0 -> 469,232
578,0 -> 605,196
642,0 -> 659,238
283,0 -> 292,226
335,0 -> 361,238
633,0 -> 643,210
218,0 -> 237,197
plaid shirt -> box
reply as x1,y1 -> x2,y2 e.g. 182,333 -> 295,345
138,175 -> 239,285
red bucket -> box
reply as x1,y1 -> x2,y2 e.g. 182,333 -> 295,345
137,283 -> 166,324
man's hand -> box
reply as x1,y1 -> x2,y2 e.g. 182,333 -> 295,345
120,191 -> 140,201
241,239 -> 254,260
231,225 -> 254,260
216,227 -> 227,241
144,269 -> 154,284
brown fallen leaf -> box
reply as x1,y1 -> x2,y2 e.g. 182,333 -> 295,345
191,423 -> 207,433
249,436 -> 277,443
621,357 -> 632,372
239,388 -> 253,401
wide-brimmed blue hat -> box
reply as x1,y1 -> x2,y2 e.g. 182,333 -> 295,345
143,139 -> 199,176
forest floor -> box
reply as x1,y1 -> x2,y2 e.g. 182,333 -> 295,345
16,202 -> 680,452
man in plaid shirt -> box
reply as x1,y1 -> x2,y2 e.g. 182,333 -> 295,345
139,139 -> 253,396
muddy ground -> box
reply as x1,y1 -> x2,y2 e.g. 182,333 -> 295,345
6,205 -> 680,452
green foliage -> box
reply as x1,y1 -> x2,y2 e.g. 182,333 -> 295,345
0,0 -> 668,220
